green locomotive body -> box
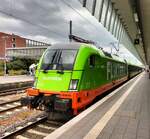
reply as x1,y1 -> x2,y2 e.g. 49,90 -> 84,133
23,43 -> 139,115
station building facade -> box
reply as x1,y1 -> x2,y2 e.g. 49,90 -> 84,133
0,32 -> 25,59
0,32 -> 50,60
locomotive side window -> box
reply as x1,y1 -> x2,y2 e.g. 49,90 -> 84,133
89,55 -> 95,68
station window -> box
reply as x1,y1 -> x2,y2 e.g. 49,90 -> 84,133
113,15 -> 118,35
117,21 -> 122,39
120,29 -> 125,44
117,24 -> 123,41
89,55 -> 95,67
79,0 -> 84,4
12,43 -> 16,48
94,0 -> 103,20
86,0 -> 94,13
105,1 -> 112,29
109,9 -> 115,33
101,0 -> 108,25
12,37 -> 16,42
115,19 -> 121,38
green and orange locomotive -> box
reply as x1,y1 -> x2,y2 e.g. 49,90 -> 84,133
21,43 -> 142,115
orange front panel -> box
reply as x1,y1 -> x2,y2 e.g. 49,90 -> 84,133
27,88 -> 39,96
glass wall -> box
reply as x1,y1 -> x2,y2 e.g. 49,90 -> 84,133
86,0 -> 94,13
109,9 -> 115,33
94,0 -> 103,20
100,0 -> 108,25
115,18 -> 120,38
117,20 -> 121,39
105,2 -> 112,29
113,15 -> 118,36
78,0 -> 137,57
78,0 -> 129,42
79,0 -> 84,4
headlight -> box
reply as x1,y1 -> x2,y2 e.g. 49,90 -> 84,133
69,79 -> 78,91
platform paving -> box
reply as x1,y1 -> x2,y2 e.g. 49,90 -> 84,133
0,75 -> 33,84
46,72 -> 150,139
97,73 -> 150,139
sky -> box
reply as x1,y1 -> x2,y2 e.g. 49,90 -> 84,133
0,0 -> 143,65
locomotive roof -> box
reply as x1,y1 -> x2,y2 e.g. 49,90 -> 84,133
47,43 -> 82,50
47,43 -> 126,64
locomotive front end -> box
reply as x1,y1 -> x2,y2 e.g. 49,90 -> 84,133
21,43 -> 82,115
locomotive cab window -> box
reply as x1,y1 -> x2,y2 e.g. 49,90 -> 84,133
41,49 -> 78,70
89,55 -> 95,68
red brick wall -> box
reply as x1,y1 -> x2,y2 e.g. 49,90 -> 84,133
0,32 -> 26,58
14,35 -> 26,48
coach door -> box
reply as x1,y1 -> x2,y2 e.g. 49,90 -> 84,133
107,61 -> 112,81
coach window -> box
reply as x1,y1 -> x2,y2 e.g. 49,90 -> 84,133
107,61 -> 111,80
89,55 -> 95,68
112,63 -> 114,78
117,63 -> 119,75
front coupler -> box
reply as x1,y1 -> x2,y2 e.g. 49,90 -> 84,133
21,94 -> 71,112
21,95 -> 44,108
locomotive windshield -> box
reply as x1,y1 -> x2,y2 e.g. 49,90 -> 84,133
41,49 -> 77,70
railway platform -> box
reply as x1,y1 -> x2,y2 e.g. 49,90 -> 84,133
0,75 -> 34,91
46,72 -> 150,139
0,75 -> 33,84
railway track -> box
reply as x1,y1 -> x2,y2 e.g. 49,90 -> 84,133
1,115 -> 64,139
0,95 -> 65,139
0,86 -> 31,97
0,91 -> 26,107
1,115 -> 47,139
0,100 -> 22,113
14,119 -> 64,139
